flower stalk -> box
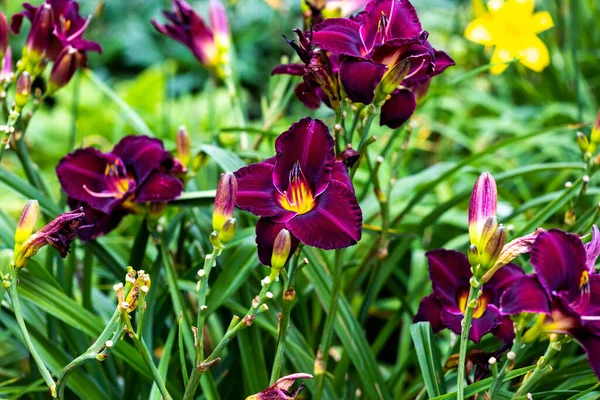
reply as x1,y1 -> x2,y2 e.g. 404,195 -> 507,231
456,280 -> 481,400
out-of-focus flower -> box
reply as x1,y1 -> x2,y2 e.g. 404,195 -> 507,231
56,136 -> 184,240
152,0 -> 230,72
500,228 -> 600,379
176,126 -> 191,169
414,249 -> 523,343
234,117 -> 362,266
11,0 -> 101,75
14,204 -> 86,268
246,373 -> 313,400
274,0 -> 454,129
213,172 -> 237,233
0,47 -> 12,83
302,0 -> 369,28
464,0 -> 554,75
47,46 -> 85,94
15,72 -> 32,110
0,12 -> 8,61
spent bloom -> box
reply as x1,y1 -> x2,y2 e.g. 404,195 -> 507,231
14,200 -> 86,268
234,117 -> 362,266
415,249 -> 524,343
152,0 -> 230,72
246,373 -> 313,400
500,228 -> 600,379
11,0 -> 101,77
464,0 -> 554,75
56,136 -> 184,240
274,0 -> 454,129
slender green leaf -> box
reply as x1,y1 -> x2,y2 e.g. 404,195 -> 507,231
410,322 -> 446,398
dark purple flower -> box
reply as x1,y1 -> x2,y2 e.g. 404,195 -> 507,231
152,0 -> 229,69
11,0 -> 101,78
500,228 -> 600,379
247,372 -> 313,400
234,117 -> 362,266
0,12 -> 8,61
56,136 -> 184,240
415,249 -> 524,343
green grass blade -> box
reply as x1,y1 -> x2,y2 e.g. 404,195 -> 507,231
410,322 -> 446,398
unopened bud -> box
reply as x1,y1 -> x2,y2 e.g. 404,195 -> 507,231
14,200 -> 39,256
219,218 -> 237,244
23,3 -> 53,65
576,132 -> 590,153
479,216 -> 499,249
176,126 -> 191,167
469,172 -> 498,247
213,172 -> 237,232
209,231 -> 221,248
48,46 -> 84,94
467,244 -> 479,266
0,12 -> 7,61
270,229 -> 292,278
480,225 -> 507,269
375,60 -> 410,102
15,72 -> 31,110
591,108 -> 600,145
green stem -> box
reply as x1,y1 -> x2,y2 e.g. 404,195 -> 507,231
270,251 -> 301,383
123,314 -> 173,400
512,338 -> 562,399
0,109 -> 21,164
56,309 -> 124,399
183,275 -> 275,400
488,327 -> 524,398
8,268 -> 57,398
315,248 -> 344,399
221,66 -> 248,150
456,284 -> 480,400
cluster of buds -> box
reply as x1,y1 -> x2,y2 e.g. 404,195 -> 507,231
211,172 -> 238,247
114,267 -> 151,315
13,200 -> 86,269
576,109 -> 600,160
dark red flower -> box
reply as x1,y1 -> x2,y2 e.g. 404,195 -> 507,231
233,118 -> 362,266
415,249 -> 523,343
500,228 -> 600,379
56,136 -> 184,240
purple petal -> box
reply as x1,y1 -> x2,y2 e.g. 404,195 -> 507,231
332,161 -> 353,192
68,200 -> 128,241
570,328 -> 600,380
484,263 -> 525,304
339,58 -> 387,104
255,218 -> 300,267
531,229 -> 587,302
294,81 -> 322,110
234,162 -> 295,222
273,117 -> 335,196
312,18 -> 365,58
56,148 -> 133,214
432,50 -> 455,76
189,10 -> 217,64
363,0 -> 422,48
379,88 -> 416,129
271,63 -> 305,76
135,171 -> 183,203
426,249 -> 472,313
500,275 -> 551,315
285,180 -> 362,250
585,225 -> 600,272
414,294 -> 445,333
112,136 -> 171,185
441,304 -> 502,343
491,316 -> 515,344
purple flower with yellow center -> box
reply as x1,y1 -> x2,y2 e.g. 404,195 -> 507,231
233,117 -> 362,266
56,135 -> 184,240
11,0 -> 101,67
500,228 -> 600,379
415,249 -> 524,343
152,0 -> 229,70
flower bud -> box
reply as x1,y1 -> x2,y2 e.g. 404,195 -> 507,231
210,0 -> 230,50
213,172 -> 238,232
479,216 -> 499,249
0,47 -> 12,83
270,229 -> 292,278
14,200 -> 39,257
576,132 -> 590,154
209,231 -> 221,248
479,224 -> 507,269
15,72 -> 31,110
467,244 -> 479,266
48,46 -> 84,94
23,3 -> 54,65
0,12 -> 8,61
176,126 -> 191,167
374,60 -> 410,103
469,172 -> 497,247
219,218 -> 237,244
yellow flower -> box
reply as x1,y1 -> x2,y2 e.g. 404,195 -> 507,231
464,0 -> 554,74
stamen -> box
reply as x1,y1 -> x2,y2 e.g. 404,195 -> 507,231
67,15 -> 93,41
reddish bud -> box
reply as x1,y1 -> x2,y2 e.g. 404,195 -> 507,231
48,46 -> 85,94
213,172 -> 237,232
15,72 -> 31,110
468,172 -> 497,247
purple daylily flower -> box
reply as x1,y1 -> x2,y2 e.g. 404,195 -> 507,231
11,0 -> 101,63
500,228 -> 600,379
415,249 -> 524,343
273,0 -> 454,129
233,117 -> 362,266
152,0 -> 229,69
56,136 -> 184,240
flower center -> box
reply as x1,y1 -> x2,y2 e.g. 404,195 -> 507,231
458,291 -> 488,319
83,161 -> 131,199
279,161 -> 315,215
